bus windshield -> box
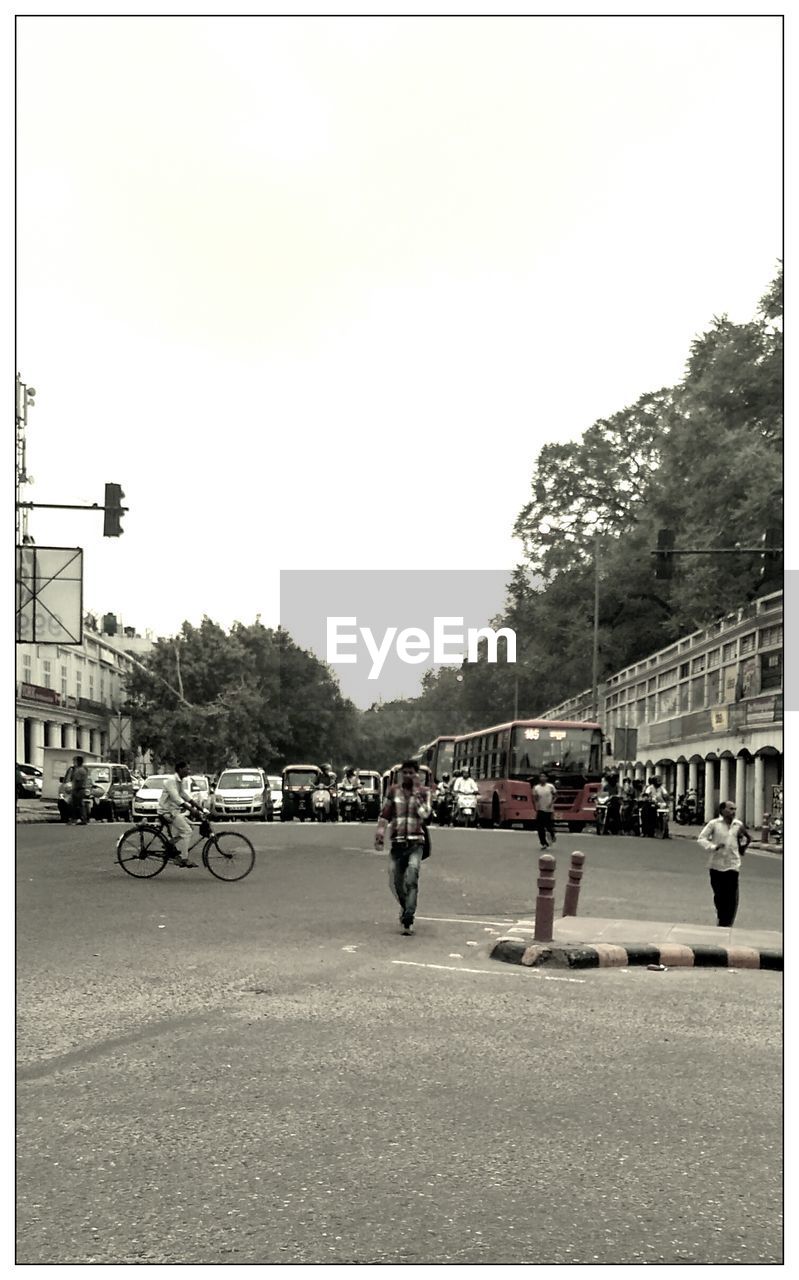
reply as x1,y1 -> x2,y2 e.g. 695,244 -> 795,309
510,726 -> 601,778
437,740 -> 455,778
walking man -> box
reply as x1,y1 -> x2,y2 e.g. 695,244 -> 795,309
70,755 -> 90,824
375,760 -> 431,935
697,801 -> 751,926
533,771 -> 557,849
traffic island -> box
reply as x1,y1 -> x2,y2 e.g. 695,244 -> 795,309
489,935 -> 783,971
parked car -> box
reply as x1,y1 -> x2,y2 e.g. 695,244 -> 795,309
16,762 -> 43,800
58,762 -> 136,822
212,768 -> 273,822
267,774 -> 283,817
186,774 -> 212,810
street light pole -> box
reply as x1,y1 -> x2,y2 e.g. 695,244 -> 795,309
592,534 -> 600,722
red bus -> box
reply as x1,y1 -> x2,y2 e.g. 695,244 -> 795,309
452,719 -> 603,830
413,736 -> 456,785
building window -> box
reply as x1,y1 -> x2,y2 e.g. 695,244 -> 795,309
658,667 -> 678,689
760,651 -> 782,692
61,666 -> 68,699
707,649 -> 720,669
76,671 -> 82,699
722,641 -> 737,662
759,625 -> 783,649
739,633 -> 756,656
691,676 -> 705,710
42,659 -> 52,689
22,653 -> 32,682
691,654 -> 705,674
679,683 -> 690,713
679,663 -> 689,678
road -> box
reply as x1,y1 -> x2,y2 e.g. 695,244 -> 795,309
16,820 -> 783,1265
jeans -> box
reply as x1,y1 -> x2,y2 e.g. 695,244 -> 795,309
536,811 -> 555,848
389,841 -> 424,924
709,868 -> 740,927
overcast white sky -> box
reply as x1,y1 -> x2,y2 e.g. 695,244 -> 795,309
15,11 -> 782,641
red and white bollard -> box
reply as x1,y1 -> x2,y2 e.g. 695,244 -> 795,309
534,852 -> 556,942
562,850 -> 586,918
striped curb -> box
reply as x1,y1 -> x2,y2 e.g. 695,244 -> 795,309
490,936 -> 782,972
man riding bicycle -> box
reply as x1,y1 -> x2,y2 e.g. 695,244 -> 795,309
157,761 -> 206,867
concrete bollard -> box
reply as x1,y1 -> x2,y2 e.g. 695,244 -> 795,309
534,852 -> 556,942
562,849 -> 586,917
761,812 -> 770,844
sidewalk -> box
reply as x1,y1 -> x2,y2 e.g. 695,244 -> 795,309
490,915 -> 783,971
15,801 -> 61,824
668,821 -> 782,855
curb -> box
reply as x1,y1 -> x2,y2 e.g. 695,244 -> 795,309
490,936 -> 783,972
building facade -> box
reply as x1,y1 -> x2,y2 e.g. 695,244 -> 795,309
15,616 -> 154,774
539,590 -> 783,826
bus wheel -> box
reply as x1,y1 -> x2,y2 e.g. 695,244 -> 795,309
568,822 -> 585,833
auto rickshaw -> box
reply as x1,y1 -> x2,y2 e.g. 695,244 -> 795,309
357,770 -> 383,820
281,763 -> 322,822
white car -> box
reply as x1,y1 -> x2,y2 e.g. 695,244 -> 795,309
267,774 -> 283,817
212,768 -> 273,821
132,774 -> 211,822
131,774 -> 170,823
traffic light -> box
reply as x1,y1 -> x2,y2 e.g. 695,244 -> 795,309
103,483 -> 126,537
654,528 -> 675,579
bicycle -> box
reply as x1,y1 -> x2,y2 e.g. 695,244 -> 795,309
116,813 -> 255,882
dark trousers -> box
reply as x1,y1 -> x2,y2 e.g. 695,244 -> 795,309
536,810 -> 556,848
72,791 -> 89,824
709,868 -> 740,927
389,841 -> 424,924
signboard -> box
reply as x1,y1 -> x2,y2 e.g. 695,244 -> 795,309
16,546 -> 83,644
745,695 -> 777,725
108,716 -> 132,751
710,706 -> 729,732
19,682 -> 61,706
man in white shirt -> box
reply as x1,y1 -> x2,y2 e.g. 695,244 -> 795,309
157,760 -> 206,868
697,801 -> 751,926
533,771 -> 558,849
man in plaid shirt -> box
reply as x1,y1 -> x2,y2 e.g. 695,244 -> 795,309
375,760 -> 431,935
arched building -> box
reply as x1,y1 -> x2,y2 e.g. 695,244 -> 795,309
539,590 -> 783,826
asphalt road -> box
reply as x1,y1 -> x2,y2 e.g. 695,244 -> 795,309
16,820 -> 783,1265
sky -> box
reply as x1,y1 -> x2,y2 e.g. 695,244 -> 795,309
15,11 -> 783,651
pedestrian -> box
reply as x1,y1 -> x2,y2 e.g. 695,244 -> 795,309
640,776 -> 657,837
375,760 -> 431,935
697,801 -> 751,926
156,760 -> 206,868
70,755 -> 90,824
533,771 -> 557,848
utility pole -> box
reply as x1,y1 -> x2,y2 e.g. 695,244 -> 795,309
15,374 -> 36,544
591,534 -> 600,722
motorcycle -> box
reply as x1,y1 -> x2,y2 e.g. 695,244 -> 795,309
594,794 -> 610,835
453,790 -> 478,828
674,792 -> 699,825
434,788 -> 453,826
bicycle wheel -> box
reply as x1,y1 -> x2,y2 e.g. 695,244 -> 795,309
203,830 -> 256,881
116,825 -> 170,878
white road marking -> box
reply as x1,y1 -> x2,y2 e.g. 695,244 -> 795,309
392,960 -> 585,983
415,915 -> 514,927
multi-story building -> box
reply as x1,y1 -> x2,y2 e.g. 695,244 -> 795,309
15,613 -> 154,785
539,589 -> 783,826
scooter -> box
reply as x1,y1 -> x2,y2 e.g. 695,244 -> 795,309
339,791 -> 363,822
313,786 -> 332,822
453,790 -> 478,828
